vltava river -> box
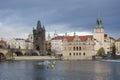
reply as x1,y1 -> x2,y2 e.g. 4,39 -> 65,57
0,60 -> 120,80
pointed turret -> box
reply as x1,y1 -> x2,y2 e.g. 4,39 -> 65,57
65,32 -> 67,36
54,30 -> 57,37
43,25 -> 45,31
48,33 -> 51,40
74,32 -> 76,36
37,20 -> 42,29
96,16 -> 103,28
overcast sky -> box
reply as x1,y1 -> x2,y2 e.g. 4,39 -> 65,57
0,0 -> 120,40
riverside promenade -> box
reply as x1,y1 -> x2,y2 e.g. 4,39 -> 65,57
14,56 -> 56,60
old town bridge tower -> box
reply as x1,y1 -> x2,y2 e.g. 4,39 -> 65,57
33,20 -> 46,55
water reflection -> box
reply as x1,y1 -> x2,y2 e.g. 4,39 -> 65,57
0,60 -> 120,80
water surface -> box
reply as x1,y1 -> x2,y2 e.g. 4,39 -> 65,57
0,60 -> 120,80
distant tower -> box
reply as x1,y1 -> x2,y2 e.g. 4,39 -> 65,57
94,16 -> 104,43
33,20 -> 46,55
54,30 -> 58,37
47,33 -> 51,40
28,32 -> 33,42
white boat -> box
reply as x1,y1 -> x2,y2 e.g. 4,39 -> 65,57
37,60 -> 51,65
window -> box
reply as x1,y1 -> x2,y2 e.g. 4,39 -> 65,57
76,47 -> 78,50
73,47 -> 75,50
69,53 -> 71,56
73,53 -> 75,56
83,53 -> 85,56
79,47 -> 81,50
79,53 -> 81,55
76,53 -> 78,56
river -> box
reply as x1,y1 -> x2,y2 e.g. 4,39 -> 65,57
0,60 -> 120,80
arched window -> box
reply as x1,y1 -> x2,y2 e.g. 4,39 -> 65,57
69,53 -> 71,56
73,47 -> 75,50
76,53 -> 78,56
73,53 -> 75,56
79,47 -> 81,50
83,53 -> 85,56
79,53 -> 81,55
76,47 -> 78,50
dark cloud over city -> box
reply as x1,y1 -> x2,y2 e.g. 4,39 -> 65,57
0,0 -> 120,39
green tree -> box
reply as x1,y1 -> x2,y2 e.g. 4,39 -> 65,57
97,47 -> 105,56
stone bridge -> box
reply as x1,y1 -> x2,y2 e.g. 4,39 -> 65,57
0,49 -> 40,60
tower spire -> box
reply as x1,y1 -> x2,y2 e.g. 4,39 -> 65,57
37,20 -> 41,29
96,16 -> 103,28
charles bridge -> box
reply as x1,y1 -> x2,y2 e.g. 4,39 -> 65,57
0,48 -> 40,60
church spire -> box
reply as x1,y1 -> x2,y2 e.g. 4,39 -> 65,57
37,20 -> 41,29
43,25 -> 45,31
47,33 -> 51,40
54,30 -> 57,37
96,16 -> 103,28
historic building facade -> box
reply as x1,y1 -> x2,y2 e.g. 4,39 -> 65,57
0,39 -> 7,49
33,20 -> 46,55
62,35 -> 95,60
7,38 -> 33,49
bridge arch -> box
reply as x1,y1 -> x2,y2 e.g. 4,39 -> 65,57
24,52 -> 31,56
0,52 -> 6,60
31,52 -> 39,56
14,51 -> 23,56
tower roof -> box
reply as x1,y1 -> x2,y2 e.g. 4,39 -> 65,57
96,16 -> 103,28
37,20 -> 42,29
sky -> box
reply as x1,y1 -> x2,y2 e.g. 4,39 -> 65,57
0,0 -> 120,40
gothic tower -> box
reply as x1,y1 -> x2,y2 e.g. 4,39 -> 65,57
33,20 -> 46,55
94,16 -> 104,43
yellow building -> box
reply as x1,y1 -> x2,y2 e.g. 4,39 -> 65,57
115,38 -> 120,54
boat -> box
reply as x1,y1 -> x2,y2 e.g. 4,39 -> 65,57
37,60 -> 51,65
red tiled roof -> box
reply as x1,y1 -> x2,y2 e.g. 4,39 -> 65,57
0,40 -> 6,43
79,35 -> 93,41
64,36 -> 74,42
64,35 -> 93,42
52,35 -> 93,42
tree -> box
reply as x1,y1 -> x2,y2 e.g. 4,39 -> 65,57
111,45 -> 116,55
97,47 -> 105,56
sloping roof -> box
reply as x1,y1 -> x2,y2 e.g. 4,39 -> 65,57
0,40 -> 6,44
64,36 -> 74,42
64,35 -> 93,42
116,38 -> 120,41
51,36 -> 64,40
52,35 -> 93,42
79,35 -> 93,41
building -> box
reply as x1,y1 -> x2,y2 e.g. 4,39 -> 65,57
0,39 -> 7,49
51,36 -> 63,55
62,35 -> 95,60
115,38 -> 120,55
28,32 -> 34,42
7,38 -> 26,49
94,16 -> 115,54
33,20 -> 46,55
